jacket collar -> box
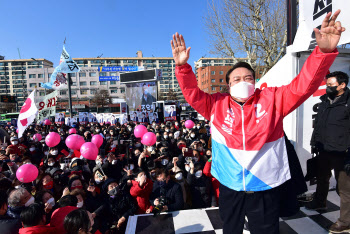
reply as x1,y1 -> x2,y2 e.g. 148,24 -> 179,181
320,87 -> 350,104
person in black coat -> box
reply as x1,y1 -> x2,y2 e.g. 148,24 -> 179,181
0,191 -> 22,234
150,168 -> 184,212
187,161 -> 216,209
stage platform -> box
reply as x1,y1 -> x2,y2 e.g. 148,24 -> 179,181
126,190 -> 344,234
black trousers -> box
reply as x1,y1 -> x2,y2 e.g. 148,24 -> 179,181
219,184 -> 280,234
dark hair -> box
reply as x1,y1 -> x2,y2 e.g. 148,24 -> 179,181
0,190 -> 8,208
59,195 -> 78,207
64,208 -> 91,234
326,71 -> 349,86
226,62 -> 255,84
0,178 -> 12,193
35,189 -> 53,204
156,168 -> 169,178
20,203 -> 45,227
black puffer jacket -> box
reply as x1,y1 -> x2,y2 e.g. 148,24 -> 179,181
0,214 -> 22,234
150,180 -> 184,211
311,88 -> 350,153
187,172 -> 215,208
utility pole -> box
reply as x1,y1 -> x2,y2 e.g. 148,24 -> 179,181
286,0 -> 298,46
67,73 -> 73,118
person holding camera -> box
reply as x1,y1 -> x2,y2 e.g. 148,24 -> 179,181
150,168 -> 184,213
130,169 -> 154,214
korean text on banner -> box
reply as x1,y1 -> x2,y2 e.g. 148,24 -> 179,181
35,90 -> 58,122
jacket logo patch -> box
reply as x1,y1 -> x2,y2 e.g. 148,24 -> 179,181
255,104 -> 267,123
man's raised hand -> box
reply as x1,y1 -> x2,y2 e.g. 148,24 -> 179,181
171,32 -> 191,66
315,9 -> 346,53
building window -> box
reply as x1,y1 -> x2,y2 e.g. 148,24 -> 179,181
39,92 -> 45,96
211,71 -> 215,75
120,88 -> 125,93
99,72 -> 107,76
90,81 -> 97,86
80,90 -> 87,95
79,73 -> 86,77
60,91 -> 67,95
111,89 -> 118,94
220,79 -> 224,83
110,81 -> 116,85
91,90 -> 97,95
72,82 -> 77,86
89,72 -> 97,77
29,83 -> 36,87
220,71 -> 224,75
211,87 -> 216,91
110,72 -> 117,76
211,79 -> 215,83
220,87 -> 223,91
80,82 -> 87,86
71,90 -> 77,95
100,81 -> 107,85
38,74 -> 44,78
70,73 -> 76,77
48,73 -> 52,78
29,74 -> 36,78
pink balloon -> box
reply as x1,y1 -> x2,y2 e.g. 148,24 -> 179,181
45,132 -> 61,147
185,120 -> 195,129
33,134 -> 42,142
65,134 -> 85,150
80,142 -> 98,160
69,128 -> 77,134
134,125 -> 148,138
91,134 -> 103,148
44,119 -> 51,125
16,129 -> 19,133
142,132 -> 156,146
16,164 -> 39,183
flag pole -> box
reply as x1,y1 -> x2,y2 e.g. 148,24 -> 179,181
67,73 -> 73,118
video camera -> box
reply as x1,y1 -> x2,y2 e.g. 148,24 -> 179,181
152,195 -> 168,216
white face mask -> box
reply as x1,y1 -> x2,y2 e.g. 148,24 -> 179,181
95,160 -> 101,165
190,134 -> 195,138
112,160 -> 118,165
52,150 -> 58,155
25,196 -> 35,207
47,197 -> 55,207
11,141 -> 18,145
185,165 -> 190,172
135,143 -> 141,147
44,151 -> 49,156
48,162 -> 54,167
96,129 -> 100,132
164,135 -> 168,139
147,147 -> 154,152
175,173 -> 183,181
95,179 -> 101,184
195,170 -> 203,178
77,201 -> 84,208
230,81 -> 255,101
29,147 -> 36,152
161,159 -> 169,166
126,164 -> 134,170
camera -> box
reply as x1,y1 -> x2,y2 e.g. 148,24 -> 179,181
152,196 -> 168,216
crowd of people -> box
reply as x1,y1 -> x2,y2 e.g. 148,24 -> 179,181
0,118 -> 217,234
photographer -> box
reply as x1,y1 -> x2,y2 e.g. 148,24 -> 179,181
150,168 -> 184,213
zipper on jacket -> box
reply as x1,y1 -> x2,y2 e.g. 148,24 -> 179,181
241,105 -> 246,191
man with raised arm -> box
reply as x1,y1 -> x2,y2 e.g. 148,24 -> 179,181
171,10 -> 345,234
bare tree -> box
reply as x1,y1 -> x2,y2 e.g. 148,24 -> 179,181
205,0 -> 287,74
158,88 -> 178,101
92,89 -> 112,112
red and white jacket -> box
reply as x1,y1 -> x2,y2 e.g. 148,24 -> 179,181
175,47 -> 338,191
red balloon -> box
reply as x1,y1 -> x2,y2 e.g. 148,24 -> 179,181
91,134 -> 103,148
69,128 -> 77,134
134,125 -> 148,138
80,142 -> 98,160
45,132 -> 61,147
33,133 -> 42,142
185,120 -> 195,129
44,119 -> 51,125
142,132 -> 156,146
16,164 -> 38,183
65,134 -> 85,150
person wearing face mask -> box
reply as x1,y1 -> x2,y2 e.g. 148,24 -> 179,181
0,190 -> 22,234
7,188 -> 35,219
149,168 -> 184,212
7,136 -> 23,156
28,144 -> 43,166
130,169 -> 154,214
307,71 -> 350,231
171,14 -> 346,233
187,161 -> 216,209
141,83 -> 156,107
34,190 -> 58,223
98,179 -> 137,233
102,153 -> 123,182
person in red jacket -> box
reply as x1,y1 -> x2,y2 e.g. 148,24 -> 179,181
19,203 -> 58,234
203,153 -> 220,205
170,10 -> 345,234
130,169 -> 154,214
50,195 -> 78,234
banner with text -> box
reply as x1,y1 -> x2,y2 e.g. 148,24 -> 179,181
35,91 -> 58,122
